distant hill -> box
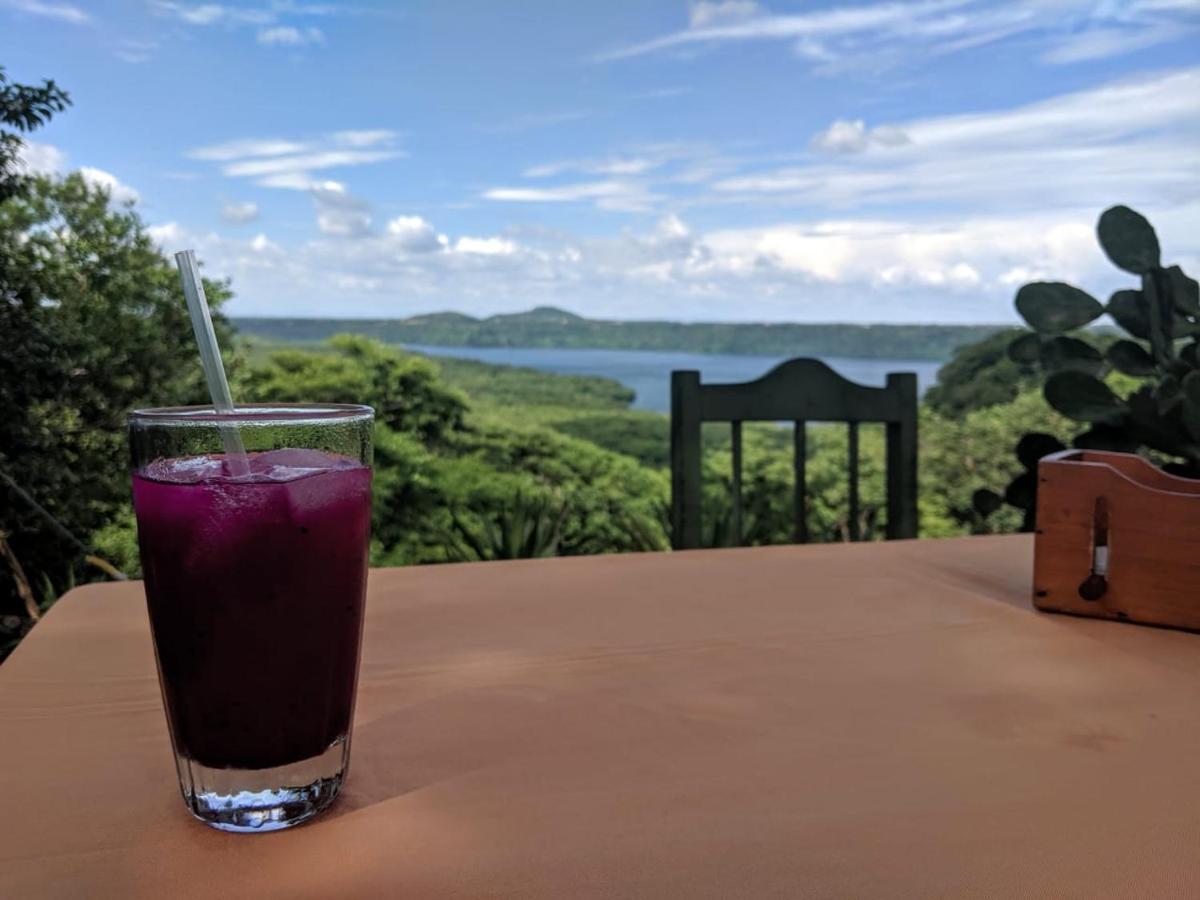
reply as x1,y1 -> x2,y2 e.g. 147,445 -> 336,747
234,307 -> 1004,361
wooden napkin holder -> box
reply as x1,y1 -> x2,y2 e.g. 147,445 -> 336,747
1033,450 -> 1200,632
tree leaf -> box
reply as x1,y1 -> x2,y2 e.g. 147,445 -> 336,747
1183,400 -> 1200,443
1166,265 -> 1199,317
1015,282 -> 1103,335
1044,370 -> 1124,423
1097,205 -> 1161,275
1124,385 -> 1195,457
1106,289 -> 1151,340
971,488 -> 1003,517
1180,342 -> 1200,369
1126,385 -> 1159,427
1006,331 -> 1042,364
1105,339 -> 1157,376
1072,425 -> 1139,453
1038,335 -> 1105,375
1003,471 -> 1036,511
1183,370 -> 1200,407
1016,432 -> 1066,469
1156,375 -> 1182,416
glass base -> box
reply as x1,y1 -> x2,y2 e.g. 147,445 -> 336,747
175,736 -> 349,833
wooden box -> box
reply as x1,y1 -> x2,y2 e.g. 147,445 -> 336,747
1034,450 -> 1200,632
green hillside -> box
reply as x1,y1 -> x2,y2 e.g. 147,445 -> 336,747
234,307 -> 1004,360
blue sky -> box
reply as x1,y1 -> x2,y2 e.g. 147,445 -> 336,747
5,0 -> 1199,323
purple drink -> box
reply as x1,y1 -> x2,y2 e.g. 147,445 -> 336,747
133,450 -> 371,773
130,405 -> 373,836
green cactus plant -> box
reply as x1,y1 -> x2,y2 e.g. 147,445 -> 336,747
975,205 -> 1200,525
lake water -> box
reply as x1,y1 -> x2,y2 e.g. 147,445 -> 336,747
406,345 -> 944,413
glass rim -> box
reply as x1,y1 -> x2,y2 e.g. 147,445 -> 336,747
130,403 -> 374,425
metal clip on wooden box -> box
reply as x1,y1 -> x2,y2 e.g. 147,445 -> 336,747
1034,450 -> 1200,632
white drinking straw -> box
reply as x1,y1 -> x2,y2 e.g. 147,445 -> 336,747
174,249 -> 250,476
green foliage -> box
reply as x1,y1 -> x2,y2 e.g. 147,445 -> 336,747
431,355 -> 633,410
930,391 -> 1076,533
1,174 -> 233,633
240,335 -> 467,444
1097,205 -> 1160,274
90,509 -> 142,578
239,339 -> 674,568
538,411 -> 670,468
1015,283 -> 1103,335
985,205 -> 1200,526
0,65 -> 71,202
236,310 -> 1001,361
1043,371 -> 1123,423
1106,340 -> 1156,376
924,328 -> 1038,416
1038,336 -> 1105,376
444,491 -> 568,561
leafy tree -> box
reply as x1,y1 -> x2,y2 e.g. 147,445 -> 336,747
240,335 -> 467,444
238,336 -> 671,564
1,174 -> 233,651
922,391 -> 1076,535
0,65 -> 70,201
924,328 -> 1039,416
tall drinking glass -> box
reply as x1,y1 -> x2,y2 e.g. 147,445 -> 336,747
129,404 -> 373,833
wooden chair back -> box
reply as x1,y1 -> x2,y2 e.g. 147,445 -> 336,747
670,359 -> 917,549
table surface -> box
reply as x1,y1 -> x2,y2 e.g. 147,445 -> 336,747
2,535 -> 1198,899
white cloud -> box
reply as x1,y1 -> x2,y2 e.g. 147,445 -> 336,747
494,144 -> 719,211
311,181 -> 371,236
455,236 -> 518,255
699,216 -> 1102,293
114,40 -> 158,63
483,179 -> 661,212
188,132 -> 403,235
385,215 -> 445,252
223,149 -> 400,179
250,233 -> 278,252
1041,23 -> 1189,64
150,0 -> 357,41
151,2 -> 272,26
257,172 -> 321,190
79,167 -> 141,204
597,0 -> 973,61
146,198 -> 1200,323
15,141 -> 67,176
257,25 -> 325,46
1,0 -> 90,25
689,0 -> 761,28
16,142 -> 141,204
190,138 -> 310,161
146,222 -> 187,248
330,129 -> 397,148
596,0 -> 1200,70
189,133 -> 403,190
523,157 -> 664,178
713,68 -> 1200,217
811,119 -> 911,154
221,200 -> 260,223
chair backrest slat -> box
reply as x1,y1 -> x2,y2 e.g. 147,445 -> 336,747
670,359 -> 917,549
847,421 -> 860,542
793,421 -> 808,544
730,420 -> 743,547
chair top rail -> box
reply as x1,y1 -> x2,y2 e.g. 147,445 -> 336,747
678,358 -> 914,424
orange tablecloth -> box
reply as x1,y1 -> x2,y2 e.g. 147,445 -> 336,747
2,536 -> 1198,898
